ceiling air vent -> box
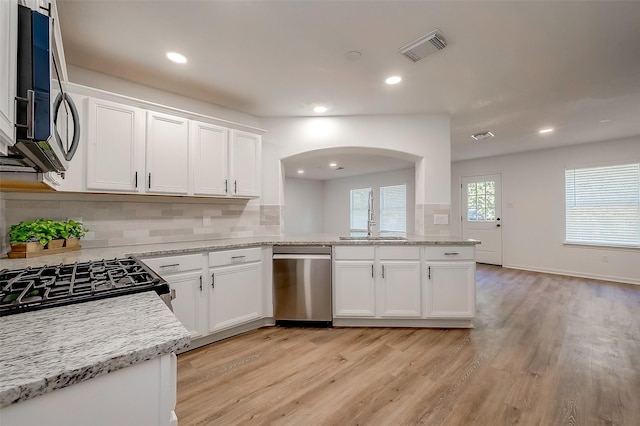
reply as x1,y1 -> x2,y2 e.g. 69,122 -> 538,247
399,30 -> 447,62
471,131 -> 495,141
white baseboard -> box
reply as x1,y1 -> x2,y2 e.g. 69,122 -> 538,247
502,264 -> 640,286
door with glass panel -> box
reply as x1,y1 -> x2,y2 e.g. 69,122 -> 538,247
461,174 -> 502,265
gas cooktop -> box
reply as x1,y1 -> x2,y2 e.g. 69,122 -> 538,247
0,257 -> 169,316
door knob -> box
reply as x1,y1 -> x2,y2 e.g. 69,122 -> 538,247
496,224 -> 501,227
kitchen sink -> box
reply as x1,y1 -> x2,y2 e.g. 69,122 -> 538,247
338,236 -> 408,241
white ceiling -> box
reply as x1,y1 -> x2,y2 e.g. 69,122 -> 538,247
57,0 -> 640,174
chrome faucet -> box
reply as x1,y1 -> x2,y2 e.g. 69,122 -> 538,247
367,190 -> 376,237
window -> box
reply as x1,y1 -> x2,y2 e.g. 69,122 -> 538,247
565,163 -> 640,247
380,184 -> 406,234
467,181 -> 496,221
350,187 -> 371,232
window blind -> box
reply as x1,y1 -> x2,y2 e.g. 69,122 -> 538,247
380,184 -> 407,233
350,188 -> 371,231
565,163 -> 640,246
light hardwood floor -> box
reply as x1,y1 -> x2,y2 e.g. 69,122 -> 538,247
176,265 -> 640,425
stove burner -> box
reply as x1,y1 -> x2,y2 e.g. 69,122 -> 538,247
0,257 -> 168,316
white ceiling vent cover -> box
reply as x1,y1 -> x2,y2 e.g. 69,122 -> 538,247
471,131 -> 495,141
399,30 -> 447,62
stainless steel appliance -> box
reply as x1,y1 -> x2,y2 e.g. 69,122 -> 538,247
0,257 -> 173,316
273,246 -> 332,327
1,4 -> 80,176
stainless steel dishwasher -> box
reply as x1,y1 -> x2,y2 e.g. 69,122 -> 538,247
273,246 -> 332,327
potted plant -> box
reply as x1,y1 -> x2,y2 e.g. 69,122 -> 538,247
8,220 -> 45,253
63,220 -> 88,248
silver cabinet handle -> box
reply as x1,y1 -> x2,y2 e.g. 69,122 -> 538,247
371,264 -> 374,278
234,180 -> 237,193
148,173 -> 151,189
160,263 -> 180,268
26,90 -> 35,139
382,264 -> 385,278
211,273 -> 215,289
444,252 -> 459,256
225,179 -> 228,193
428,266 -> 431,280
199,275 -> 202,291
134,171 -> 138,188
231,255 -> 246,260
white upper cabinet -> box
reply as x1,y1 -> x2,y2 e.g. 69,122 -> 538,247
0,0 -> 18,154
229,130 -> 261,198
190,121 -> 229,196
146,111 -> 189,195
86,98 -> 145,192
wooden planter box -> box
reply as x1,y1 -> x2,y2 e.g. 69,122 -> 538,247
8,239 -> 81,259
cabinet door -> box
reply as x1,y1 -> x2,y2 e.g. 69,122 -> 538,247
208,262 -> 262,332
426,261 -> 476,318
190,121 -> 229,196
86,98 -> 145,192
333,260 -> 376,317
164,271 -> 207,339
380,261 -> 421,317
0,0 -> 18,153
229,130 -> 260,197
146,111 -> 189,194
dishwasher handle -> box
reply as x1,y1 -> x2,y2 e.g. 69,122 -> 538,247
273,254 -> 331,260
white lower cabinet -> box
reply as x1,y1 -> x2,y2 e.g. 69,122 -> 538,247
333,246 -> 421,319
333,261 -> 376,317
0,354 -> 177,426
142,254 -> 207,339
424,246 -> 476,319
379,261 -> 421,317
208,261 -> 262,332
425,261 -> 475,319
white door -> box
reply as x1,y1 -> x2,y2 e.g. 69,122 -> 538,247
208,262 -> 262,332
229,130 -> 261,197
461,174 -> 502,265
190,121 -> 229,196
165,271 -> 207,339
333,261 -> 376,317
86,98 -> 145,192
426,261 -> 476,319
146,111 -> 189,194
379,261 -> 421,317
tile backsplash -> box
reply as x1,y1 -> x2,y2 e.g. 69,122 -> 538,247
0,192 -> 282,254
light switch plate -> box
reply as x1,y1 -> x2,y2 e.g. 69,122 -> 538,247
202,216 -> 212,227
434,214 -> 449,225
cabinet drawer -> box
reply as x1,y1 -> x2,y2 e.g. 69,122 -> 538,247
142,254 -> 203,275
209,247 -> 261,267
333,246 -> 375,260
425,246 -> 475,261
378,246 -> 420,260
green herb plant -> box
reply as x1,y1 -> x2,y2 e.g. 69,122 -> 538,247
9,218 -> 88,246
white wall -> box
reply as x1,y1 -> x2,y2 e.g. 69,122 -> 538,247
323,168 -> 415,235
67,65 -> 261,128
260,114 -> 450,206
283,178 -> 325,234
451,136 -> 640,285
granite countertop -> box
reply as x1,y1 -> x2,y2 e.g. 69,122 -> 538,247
0,234 -> 479,270
0,292 -> 190,409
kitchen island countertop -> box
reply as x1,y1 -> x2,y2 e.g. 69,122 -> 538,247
0,234 -> 479,270
0,292 -> 190,408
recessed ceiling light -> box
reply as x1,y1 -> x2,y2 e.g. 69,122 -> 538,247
313,105 -> 328,113
385,76 -> 402,85
297,169 -> 304,174
329,162 -> 337,168
599,118 -> 613,123
539,128 -> 554,134
345,51 -> 362,61
471,131 -> 494,141
166,51 -> 187,64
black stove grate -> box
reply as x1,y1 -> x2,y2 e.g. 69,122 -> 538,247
0,257 -> 168,316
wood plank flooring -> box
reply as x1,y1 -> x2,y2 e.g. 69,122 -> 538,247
176,265 -> 640,425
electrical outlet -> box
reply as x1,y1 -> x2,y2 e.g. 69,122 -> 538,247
434,214 -> 449,225
202,216 -> 212,227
